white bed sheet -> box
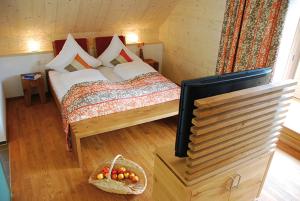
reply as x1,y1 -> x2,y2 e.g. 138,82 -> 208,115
97,66 -> 123,82
49,61 -> 156,102
113,61 -> 156,80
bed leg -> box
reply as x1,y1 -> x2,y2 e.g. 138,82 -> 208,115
71,131 -> 83,168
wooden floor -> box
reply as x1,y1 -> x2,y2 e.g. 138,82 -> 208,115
7,97 -> 300,201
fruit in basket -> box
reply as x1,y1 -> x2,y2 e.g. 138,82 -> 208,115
118,167 -> 126,174
118,173 -> 124,180
112,169 -> 118,175
96,173 -> 104,180
124,172 -> 130,179
131,175 -> 139,183
112,173 -> 118,180
101,166 -> 109,174
129,172 -> 136,180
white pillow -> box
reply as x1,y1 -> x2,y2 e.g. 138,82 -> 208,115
46,34 -> 101,72
98,34 -> 142,67
113,61 -> 156,80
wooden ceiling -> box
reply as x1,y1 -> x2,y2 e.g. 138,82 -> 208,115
0,0 -> 179,54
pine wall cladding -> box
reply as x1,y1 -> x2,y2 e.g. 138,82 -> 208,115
0,0 -> 227,85
0,0 -> 179,55
159,0 -> 226,84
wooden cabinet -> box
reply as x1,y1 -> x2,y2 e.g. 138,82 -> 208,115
144,59 -> 159,71
152,81 -> 295,201
152,146 -> 272,201
21,72 -> 46,106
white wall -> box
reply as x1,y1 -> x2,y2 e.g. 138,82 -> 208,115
272,0 -> 300,82
0,53 -> 53,98
127,43 -> 163,72
294,61 -> 300,99
0,43 -> 163,98
0,82 -> 6,142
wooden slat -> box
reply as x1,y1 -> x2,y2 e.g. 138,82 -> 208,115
187,136 -> 277,166
281,127 -> 300,141
277,141 -> 300,160
193,98 -> 290,127
192,106 -> 289,135
188,131 -> 280,159
71,100 -> 179,138
183,82 -> 296,185
194,80 -> 296,109
189,123 -> 282,151
193,89 -> 294,118
185,148 -> 275,180
279,133 -> 300,152
190,117 -> 284,144
186,143 -> 277,174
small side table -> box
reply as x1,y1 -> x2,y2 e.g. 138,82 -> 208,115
144,59 -> 159,71
21,72 -> 46,106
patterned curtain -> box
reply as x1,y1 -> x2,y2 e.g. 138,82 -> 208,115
216,0 -> 288,74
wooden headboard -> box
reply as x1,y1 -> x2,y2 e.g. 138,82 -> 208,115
52,38 -> 88,56
95,36 -> 126,57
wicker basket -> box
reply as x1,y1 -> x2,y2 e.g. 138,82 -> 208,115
89,155 -> 147,194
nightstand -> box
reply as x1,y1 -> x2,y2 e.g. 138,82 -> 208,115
21,72 -> 46,106
144,59 -> 159,71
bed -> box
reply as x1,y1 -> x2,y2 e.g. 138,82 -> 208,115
47,36 -> 180,167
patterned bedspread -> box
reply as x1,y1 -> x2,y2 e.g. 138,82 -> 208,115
61,72 -> 180,149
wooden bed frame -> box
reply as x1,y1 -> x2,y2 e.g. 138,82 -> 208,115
47,36 -> 179,167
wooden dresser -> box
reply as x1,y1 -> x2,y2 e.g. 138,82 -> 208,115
152,80 -> 296,201
153,146 -> 272,201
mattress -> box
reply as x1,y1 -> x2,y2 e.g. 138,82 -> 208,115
49,61 -> 156,101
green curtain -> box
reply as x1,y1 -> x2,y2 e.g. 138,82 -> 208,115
216,0 -> 288,74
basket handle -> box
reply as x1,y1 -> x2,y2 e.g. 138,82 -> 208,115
107,154 -> 123,180
139,163 -> 148,192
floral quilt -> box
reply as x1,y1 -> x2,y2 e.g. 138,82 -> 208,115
61,72 -> 180,149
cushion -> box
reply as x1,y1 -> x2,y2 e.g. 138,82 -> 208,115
110,49 -> 133,66
46,34 -> 101,72
95,36 -> 126,57
64,54 -> 93,72
53,38 -> 88,56
98,34 -> 142,67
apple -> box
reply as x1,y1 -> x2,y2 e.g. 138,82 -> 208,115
112,173 -> 118,180
118,173 -> 124,180
118,167 -> 126,174
112,169 -> 118,175
101,166 -> 109,174
132,175 -> 139,183
96,173 -> 104,180
129,172 -> 136,180
124,172 -> 130,179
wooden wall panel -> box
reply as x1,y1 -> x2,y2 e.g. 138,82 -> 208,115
0,0 -> 179,55
159,0 -> 226,84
